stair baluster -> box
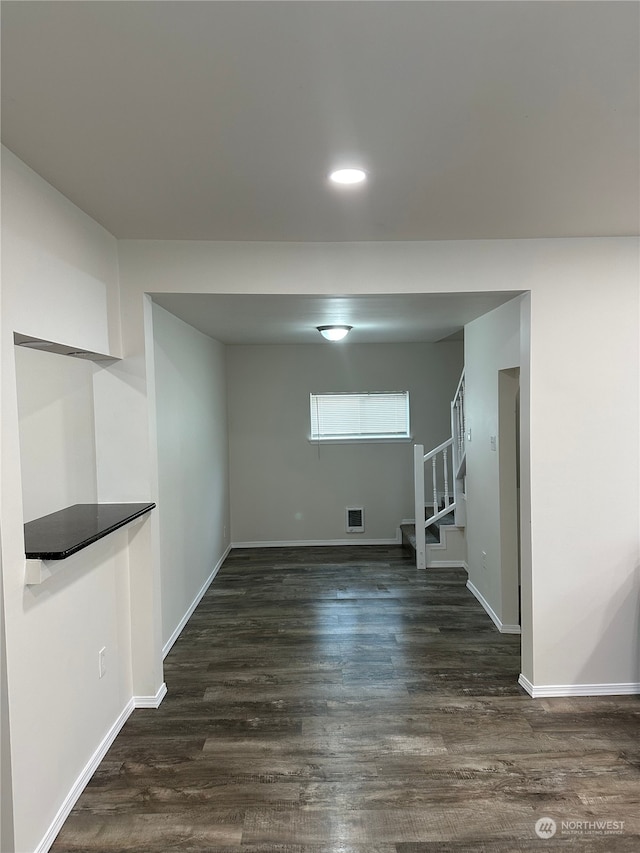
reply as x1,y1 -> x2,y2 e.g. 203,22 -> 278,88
432,456 -> 438,516
443,446 -> 449,506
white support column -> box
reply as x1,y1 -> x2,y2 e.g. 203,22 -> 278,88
413,444 -> 426,570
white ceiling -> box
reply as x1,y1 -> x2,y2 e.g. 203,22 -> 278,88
1,2 -> 637,345
2,1 -> 638,243
151,291 -> 521,344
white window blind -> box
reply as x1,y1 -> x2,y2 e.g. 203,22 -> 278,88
310,392 -> 410,441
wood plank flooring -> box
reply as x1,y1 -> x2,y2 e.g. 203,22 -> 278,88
51,546 -> 640,851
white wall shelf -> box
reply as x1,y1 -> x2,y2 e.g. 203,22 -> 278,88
14,332 -> 119,362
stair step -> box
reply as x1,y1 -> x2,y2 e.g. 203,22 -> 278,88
400,524 -> 415,552
400,522 -> 439,553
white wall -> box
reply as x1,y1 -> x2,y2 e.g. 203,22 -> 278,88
464,297 -> 522,629
0,149 -> 143,853
15,347 -> 99,523
227,342 -> 463,544
0,245 -> 13,852
528,263 -> 639,690
151,304 -> 230,650
0,540 -> 13,853
119,236 -> 639,693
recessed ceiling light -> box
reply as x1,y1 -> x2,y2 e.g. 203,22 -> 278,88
317,325 -> 353,341
329,168 -> 367,185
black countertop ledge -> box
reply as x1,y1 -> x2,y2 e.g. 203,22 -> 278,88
24,503 -> 156,560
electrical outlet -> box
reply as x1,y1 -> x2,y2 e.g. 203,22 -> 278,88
482,551 -> 487,571
98,647 -> 106,679
490,435 -> 497,451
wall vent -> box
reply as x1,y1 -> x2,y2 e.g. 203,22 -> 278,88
346,507 -> 365,533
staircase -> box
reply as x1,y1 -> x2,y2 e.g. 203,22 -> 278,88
404,371 -> 467,569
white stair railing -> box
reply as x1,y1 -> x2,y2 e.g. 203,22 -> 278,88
413,370 -> 466,570
452,370 -> 465,472
413,439 -> 455,570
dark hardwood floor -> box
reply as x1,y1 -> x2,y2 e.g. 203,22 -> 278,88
51,546 -> 640,851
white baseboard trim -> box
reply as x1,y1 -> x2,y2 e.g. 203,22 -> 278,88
134,682 -> 167,709
427,559 -> 467,568
162,544 -> 231,659
231,536 -> 401,548
35,698 -> 135,853
466,579 -> 521,634
518,673 -> 640,698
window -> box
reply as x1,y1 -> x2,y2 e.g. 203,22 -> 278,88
310,391 -> 410,441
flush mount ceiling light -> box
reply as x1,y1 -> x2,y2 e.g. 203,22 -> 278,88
317,325 -> 353,342
328,168 -> 367,185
